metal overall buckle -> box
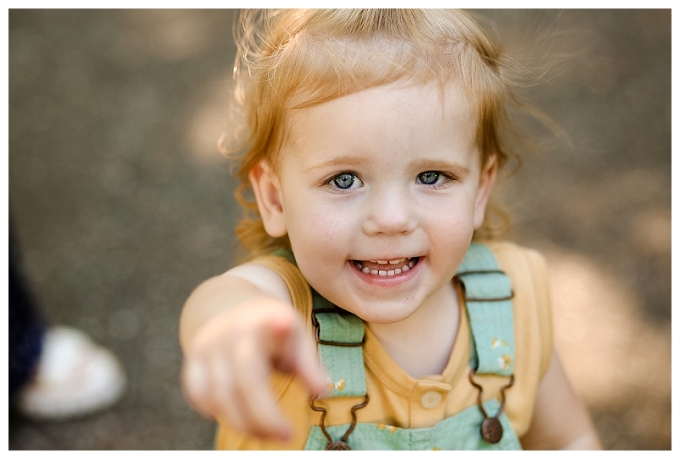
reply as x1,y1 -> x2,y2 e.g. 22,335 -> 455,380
468,368 -> 515,444
309,394 -> 369,450
311,307 -> 366,347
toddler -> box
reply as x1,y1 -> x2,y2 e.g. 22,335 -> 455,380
179,9 -> 602,450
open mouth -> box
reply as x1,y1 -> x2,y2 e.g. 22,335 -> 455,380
352,257 -> 419,277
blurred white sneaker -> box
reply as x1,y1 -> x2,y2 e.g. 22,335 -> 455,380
15,326 -> 126,420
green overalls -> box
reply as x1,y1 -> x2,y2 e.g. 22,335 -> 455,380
279,243 -> 522,450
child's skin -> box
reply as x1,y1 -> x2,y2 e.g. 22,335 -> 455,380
180,80 -> 602,449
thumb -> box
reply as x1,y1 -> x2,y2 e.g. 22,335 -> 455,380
266,310 -> 329,396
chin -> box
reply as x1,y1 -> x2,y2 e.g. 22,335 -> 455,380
345,300 -> 419,326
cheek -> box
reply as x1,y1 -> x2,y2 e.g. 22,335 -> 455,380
422,204 -> 476,250
284,200 -> 354,256
422,196 -> 476,228
287,204 -> 355,290
434,219 -> 474,246
288,207 -> 339,241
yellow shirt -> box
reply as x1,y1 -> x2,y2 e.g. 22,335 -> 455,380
215,241 -> 553,449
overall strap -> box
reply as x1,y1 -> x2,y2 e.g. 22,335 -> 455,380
311,291 -> 367,398
455,243 -> 515,376
272,248 -> 367,398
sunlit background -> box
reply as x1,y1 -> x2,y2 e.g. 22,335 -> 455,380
7,9 -> 671,450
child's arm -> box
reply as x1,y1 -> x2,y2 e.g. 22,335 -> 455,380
179,264 -> 328,441
520,351 -> 603,449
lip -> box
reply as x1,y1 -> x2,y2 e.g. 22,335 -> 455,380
348,256 -> 422,286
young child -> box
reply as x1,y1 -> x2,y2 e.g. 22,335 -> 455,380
179,9 -> 602,450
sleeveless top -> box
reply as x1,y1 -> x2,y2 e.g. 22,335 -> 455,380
214,241 -> 553,449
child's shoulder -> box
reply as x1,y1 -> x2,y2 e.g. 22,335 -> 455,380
480,240 -> 549,285
482,240 -> 546,266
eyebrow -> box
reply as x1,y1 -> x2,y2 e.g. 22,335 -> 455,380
409,158 -> 472,176
302,156 -> 368,174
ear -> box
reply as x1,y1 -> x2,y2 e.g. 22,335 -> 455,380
249,160 -> 287,237
473,154 -> 498,229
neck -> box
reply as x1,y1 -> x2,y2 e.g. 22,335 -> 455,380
367,280 -> 461,378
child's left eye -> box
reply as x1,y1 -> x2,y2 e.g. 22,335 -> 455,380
417,171 -> 444,186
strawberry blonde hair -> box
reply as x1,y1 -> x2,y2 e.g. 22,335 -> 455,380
223,9 -> 537,258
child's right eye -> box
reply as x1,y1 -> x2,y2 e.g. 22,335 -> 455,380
330,172 -> 362,190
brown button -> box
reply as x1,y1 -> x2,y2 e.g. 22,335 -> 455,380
481,417 -> 503,443
420,391 -> 442,409
327,441 -> 351,450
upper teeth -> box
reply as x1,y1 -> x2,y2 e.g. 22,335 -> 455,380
369,258 -> 406,265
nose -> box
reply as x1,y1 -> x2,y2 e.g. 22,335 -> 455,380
361,188 -> 417,236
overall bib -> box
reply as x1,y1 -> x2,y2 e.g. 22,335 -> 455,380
301,242 -> 522,450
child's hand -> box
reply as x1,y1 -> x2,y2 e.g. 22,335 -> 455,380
180,299 -> 327,441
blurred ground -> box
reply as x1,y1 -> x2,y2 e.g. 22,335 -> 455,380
7,9 -> 671,450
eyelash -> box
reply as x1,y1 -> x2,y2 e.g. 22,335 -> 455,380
417,171 -> 456,188
324,171 -> 363,192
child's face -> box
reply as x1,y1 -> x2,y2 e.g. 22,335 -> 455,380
253,81 -> 496,325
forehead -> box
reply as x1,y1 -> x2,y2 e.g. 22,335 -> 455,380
288,81 -> 475,142
280,81 -> 480,168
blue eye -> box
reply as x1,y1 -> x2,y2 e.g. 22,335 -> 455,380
418,171 -> 441,185
332,173 -> 358,189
